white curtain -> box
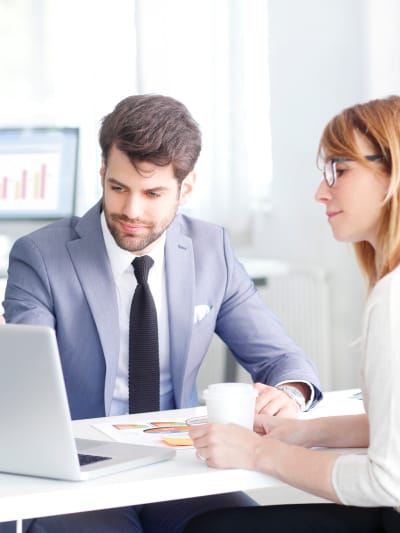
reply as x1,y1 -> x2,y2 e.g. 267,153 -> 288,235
366,0 -> 400,98
0,0 -> 272,238
135,0 -> 272,238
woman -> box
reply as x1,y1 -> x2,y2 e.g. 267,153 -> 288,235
184,96 -> 400,532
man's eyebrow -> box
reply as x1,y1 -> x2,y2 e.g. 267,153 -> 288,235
145,186 -> 170,192
107,177 -> 126,187
106,177 -> 170,192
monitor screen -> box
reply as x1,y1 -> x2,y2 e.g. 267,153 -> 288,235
0,127 -> 79,220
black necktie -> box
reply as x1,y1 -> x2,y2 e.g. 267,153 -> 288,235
128,255 -> 160,413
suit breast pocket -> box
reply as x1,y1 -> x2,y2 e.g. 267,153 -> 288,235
193,304 -> 214,325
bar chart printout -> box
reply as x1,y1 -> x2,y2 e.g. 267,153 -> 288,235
0,152 -> 60,212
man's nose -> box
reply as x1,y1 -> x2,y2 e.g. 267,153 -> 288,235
122,194 -> 145,219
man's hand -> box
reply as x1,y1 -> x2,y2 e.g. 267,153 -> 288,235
0,315 -> 5,325
253,382 -> 307,418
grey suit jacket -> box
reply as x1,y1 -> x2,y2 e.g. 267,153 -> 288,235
4,201 -> 322,419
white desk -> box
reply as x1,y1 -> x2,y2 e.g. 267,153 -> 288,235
0,390 -> 365,530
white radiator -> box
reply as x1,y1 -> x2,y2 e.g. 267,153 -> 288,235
241,259 -> 332,390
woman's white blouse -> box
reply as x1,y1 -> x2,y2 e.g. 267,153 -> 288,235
332,265 -> 400,508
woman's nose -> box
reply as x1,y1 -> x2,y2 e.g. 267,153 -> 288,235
315,179 -> 331,203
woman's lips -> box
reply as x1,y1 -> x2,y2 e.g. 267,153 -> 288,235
327,210 -> 342,220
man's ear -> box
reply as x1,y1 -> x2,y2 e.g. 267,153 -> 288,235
100,160 -> 106,187
179,171 -> 196,206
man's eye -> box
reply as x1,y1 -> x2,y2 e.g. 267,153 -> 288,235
111,185 -> 124,192
147,191 -> 161,198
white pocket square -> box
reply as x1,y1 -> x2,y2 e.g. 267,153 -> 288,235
193,305 -> 211,324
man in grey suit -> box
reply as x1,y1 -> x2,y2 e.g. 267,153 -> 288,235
3,94 -> 322,532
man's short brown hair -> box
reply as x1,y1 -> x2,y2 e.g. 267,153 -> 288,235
99,94 -> 201,183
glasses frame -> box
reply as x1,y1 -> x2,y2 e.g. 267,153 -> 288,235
323,155 -> 383,188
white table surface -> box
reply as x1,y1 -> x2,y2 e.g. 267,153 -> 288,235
0,390 -> 365,525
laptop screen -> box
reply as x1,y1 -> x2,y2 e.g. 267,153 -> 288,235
0,127 -> 79,220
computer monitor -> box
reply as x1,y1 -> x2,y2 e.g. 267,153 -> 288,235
0,127 -> 79,220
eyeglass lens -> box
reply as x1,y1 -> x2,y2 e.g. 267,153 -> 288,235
323,161 -> 335,187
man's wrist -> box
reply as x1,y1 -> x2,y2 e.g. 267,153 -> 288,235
276,384 -> 306,411
276,380 -> 314,411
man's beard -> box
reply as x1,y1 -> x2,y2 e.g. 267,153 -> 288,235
104,209 -> 178,253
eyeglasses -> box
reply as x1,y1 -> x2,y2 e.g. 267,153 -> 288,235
322,155 -> 383,188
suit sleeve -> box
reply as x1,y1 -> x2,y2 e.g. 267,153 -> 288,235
4,236 -> 56,328
215,228 -> 322,407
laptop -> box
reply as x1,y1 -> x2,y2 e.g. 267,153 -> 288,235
0,324 -> 175,481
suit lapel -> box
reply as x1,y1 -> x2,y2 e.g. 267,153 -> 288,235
165,217 -> 195,406
67,203 -> 120,412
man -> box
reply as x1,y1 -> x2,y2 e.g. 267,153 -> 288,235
4,94 -> 322,532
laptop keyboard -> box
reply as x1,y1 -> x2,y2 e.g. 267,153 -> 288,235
78,453 -> 111,466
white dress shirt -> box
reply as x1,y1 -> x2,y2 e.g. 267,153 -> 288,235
100,213 -> 173,415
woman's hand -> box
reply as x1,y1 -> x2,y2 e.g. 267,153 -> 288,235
189,416 -> 313,470
188,423 -> 260,469
253,414 -> 312,446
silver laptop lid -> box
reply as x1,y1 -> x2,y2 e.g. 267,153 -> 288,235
0,324 -> 82,479
0,324 -> 175,481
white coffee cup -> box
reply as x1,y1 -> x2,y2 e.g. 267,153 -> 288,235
202,382 -> 258,429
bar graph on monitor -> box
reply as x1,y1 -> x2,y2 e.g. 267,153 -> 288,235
0,128 -> 79,219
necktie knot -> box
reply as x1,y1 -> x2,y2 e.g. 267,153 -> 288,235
132,255 -> 154,284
